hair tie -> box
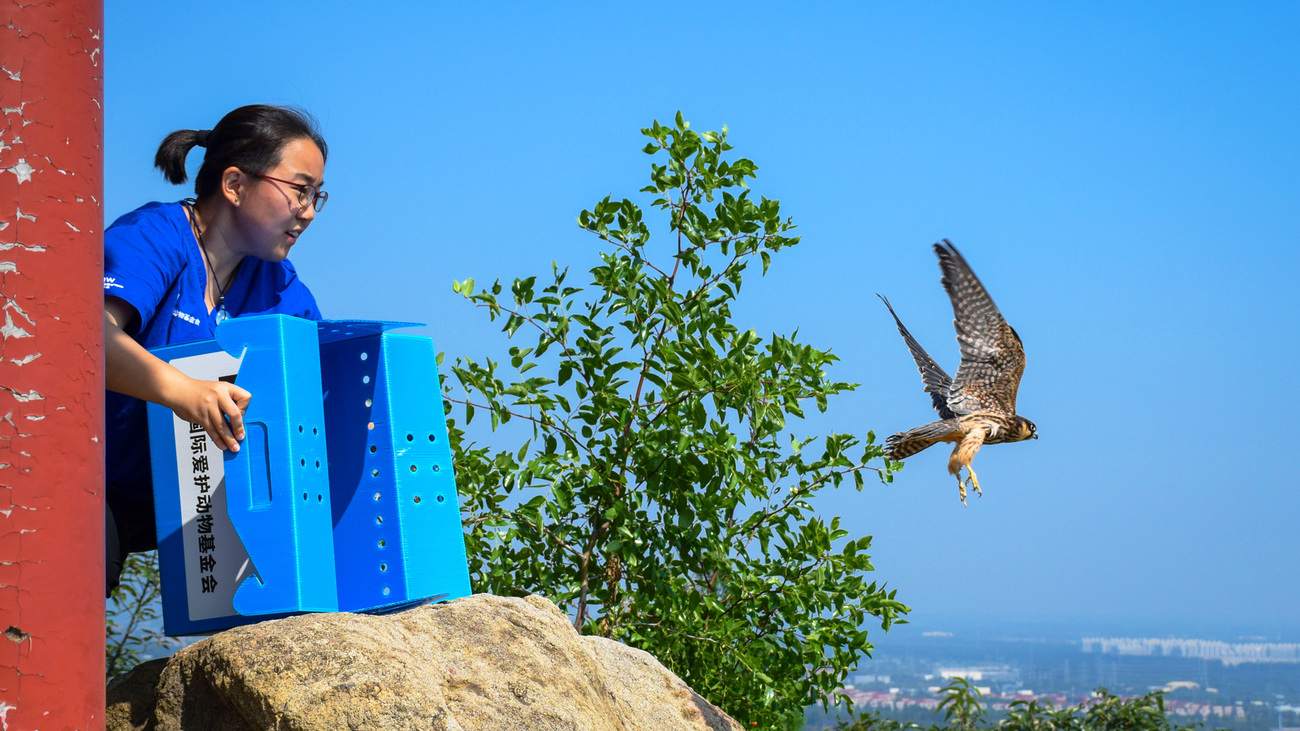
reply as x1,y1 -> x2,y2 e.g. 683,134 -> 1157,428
195,129 -> 212,148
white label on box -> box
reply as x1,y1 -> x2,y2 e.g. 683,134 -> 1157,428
166,348 -> 259,622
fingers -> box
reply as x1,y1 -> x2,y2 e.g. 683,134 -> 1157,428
221,384 -> 252,443
181,380 -> 252,453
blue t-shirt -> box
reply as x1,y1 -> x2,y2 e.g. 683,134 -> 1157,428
104,200 -> 322,501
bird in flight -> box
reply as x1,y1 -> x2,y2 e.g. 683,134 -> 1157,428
879,240 -> 1036,505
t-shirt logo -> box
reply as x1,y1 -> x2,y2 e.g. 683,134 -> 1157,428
104,276 -> 124,290
172,309 -> 201,326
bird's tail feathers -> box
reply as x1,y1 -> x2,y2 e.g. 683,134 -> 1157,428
885,419 -> 961,460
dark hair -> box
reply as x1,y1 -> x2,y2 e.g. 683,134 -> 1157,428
154,105 -> 328,198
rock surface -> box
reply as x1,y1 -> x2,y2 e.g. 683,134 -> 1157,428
106,593 -> 743,731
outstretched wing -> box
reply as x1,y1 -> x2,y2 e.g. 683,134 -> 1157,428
934,240 -> 1025,416
877,294 -> 956,420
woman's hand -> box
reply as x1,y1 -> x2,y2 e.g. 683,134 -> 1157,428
104,299 -> 252,452
162,377 -> 252,453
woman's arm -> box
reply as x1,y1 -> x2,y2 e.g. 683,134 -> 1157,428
105,297 -> 250,452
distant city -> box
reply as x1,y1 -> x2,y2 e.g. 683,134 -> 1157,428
1083,637 -> 1300,666
838,686 -> 1251,724
804,632 -> 1300,731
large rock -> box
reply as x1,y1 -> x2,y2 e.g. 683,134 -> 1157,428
106,593 -> 743,731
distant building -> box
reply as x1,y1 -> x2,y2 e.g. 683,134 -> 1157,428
937,666 -> 1019,683
1081,637 -> 1300,665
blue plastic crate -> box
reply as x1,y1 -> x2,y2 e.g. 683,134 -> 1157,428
317,324 -> 471,612
148,315 -> 338,635
147,315 -> 469,636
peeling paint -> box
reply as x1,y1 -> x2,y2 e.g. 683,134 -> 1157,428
41,156 -> 68,175
0,313 -> 31,340
0,243 -> 46,252
13,208 -> 34,222
64,221 -> 78,232
2,299 -> 35,325
0,262 -> 15,274
0,385 -> 42,402
3,159 -> 33,184
0,64 -> 19,81
7,354 -> 38,366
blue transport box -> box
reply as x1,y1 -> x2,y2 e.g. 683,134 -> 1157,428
147,315 -> 470,635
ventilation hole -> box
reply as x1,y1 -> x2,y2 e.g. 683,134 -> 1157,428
378,539 -> 386,548
368,422 -> 375,430
376,515 -> 384,524
382,587 -> 391,596
315,460 -> 321,469
370,445 -> 378,454
406,433 -> 414,442
373,491 -> 381,501
312,427 -> 318,436
409,465 -> 417,473
317,494 -> 323,502
380,563 -> 388,572
300,458 -> 306,467
371,469 -> 379,477
413,496 -> 421,504
428,434 -> 436,442
365,398 -> 372,407
363,375 -> 370,384
298,425 -> 304,433
433,465 -> 440,472
360,352 -> 368,361
302,492 -> 308,500
437,495 -> 445,503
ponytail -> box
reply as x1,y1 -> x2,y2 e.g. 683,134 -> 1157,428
152,129 -> 207,185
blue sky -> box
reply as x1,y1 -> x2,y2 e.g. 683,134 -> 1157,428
106,3 -> 1300,641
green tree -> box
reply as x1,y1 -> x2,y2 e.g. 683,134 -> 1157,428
447,113 -> 907,729
937,678 -> 987,731
106,551 -> 177,678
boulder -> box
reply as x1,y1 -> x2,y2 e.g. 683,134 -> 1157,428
106,593 -> 743,731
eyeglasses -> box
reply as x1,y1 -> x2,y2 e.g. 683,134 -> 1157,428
253,173 -> 329,212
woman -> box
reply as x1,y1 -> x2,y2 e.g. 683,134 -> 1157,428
104,104 -> 328,595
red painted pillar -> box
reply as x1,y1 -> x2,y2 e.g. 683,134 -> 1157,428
0,1 -> 106,729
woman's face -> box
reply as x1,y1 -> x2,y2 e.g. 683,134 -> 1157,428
233,137 -> 326,262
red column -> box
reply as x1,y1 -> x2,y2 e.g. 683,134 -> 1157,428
0,1 -> 107,729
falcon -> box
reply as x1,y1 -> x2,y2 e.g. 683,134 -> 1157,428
880,240 -> 1036,505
